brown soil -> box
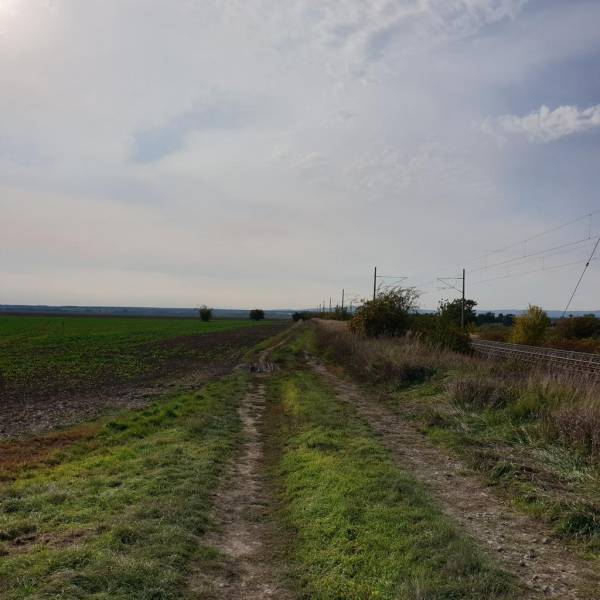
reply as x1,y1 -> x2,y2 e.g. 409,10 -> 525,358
309,357 -> 600,600
0,324 -> 287,440
0,424 -> 100,478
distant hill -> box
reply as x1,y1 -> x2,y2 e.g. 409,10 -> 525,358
0,305 -> 294,320
476,309 -> 600,318
2,304 -> 598,320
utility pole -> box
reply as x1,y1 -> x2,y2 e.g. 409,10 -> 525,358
329,298 -> 332,313
437,269 -> 466,331
373,266 -> 377,301
461,268 -> 466,332
341,289 -> 345,311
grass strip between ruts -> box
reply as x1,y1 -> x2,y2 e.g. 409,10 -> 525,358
265,368 -> 519,599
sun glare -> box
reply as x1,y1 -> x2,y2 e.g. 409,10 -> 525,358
0,0 -> 19,18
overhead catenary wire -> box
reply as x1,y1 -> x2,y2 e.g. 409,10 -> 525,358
464,209 -> 600,269
466,236 -> 595,274
362,210 -> 600,311
562,236 -> 600,317
469,256 -> 599,286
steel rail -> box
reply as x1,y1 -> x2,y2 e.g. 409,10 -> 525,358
472,339 -> 600,375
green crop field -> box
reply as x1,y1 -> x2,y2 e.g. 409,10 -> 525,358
0,315 -> 282,401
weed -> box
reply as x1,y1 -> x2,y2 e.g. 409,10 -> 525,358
449,376 -> 517,410
314,321 -> 468,388
546,400 -> 600,458
558,504 -> 600,542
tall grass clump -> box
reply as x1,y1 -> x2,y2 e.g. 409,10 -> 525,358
540,376 -> 600,459
315,320 -> 471,387
448,375 -> 518,410
548,402 -> 600,458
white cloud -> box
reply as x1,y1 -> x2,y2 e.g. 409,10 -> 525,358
2,0 -> 600,310
211,0 -> 528,76
420,0 -> 527,36
484,104 -> 600,143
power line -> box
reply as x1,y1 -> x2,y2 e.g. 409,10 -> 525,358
415,240 -> 592,295
380,211 -> 600,310
562,236 -> 600,317
411,278 -> 438,289
469,256 -> 599,286
467,236 -> 594,274
464,209 -> 600,269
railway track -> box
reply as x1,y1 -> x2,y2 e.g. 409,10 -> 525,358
472,339 -> 600,375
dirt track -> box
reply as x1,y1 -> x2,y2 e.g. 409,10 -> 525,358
190,334 -> 294,599
192,381 -> 292,599
309,357 -> 600,600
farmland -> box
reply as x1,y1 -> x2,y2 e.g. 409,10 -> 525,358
1,316 -> 599,598
0,315 -> 287,437
0,316 -> 280,395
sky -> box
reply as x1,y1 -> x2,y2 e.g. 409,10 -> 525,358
1,0 -> 600,311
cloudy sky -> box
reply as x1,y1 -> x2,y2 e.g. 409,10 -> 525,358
2,0 -> 600,311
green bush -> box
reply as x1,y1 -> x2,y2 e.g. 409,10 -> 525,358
427,322 -> 472,353
350,288 -> 419,337
410,313 -> 472,354
511,305 -> 550,346
439,298 -> 477,327
292,311 -> 313,322
198,305 -> 213,322
249,309 -> 265,321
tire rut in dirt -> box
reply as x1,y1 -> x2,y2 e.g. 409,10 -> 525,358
191,380 -> 292,599
309,358 -> 600,600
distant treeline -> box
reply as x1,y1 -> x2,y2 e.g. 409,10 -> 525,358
0,305 -> 292,320
475,312 -> 515,326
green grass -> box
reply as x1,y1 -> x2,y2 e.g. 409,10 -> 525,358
310,321 -> 600,557
0,315 -> 280,395
0,373 -> 248,599
422,400 -> 600,554
265,367 -> 518,599
372,370 -> 600,554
